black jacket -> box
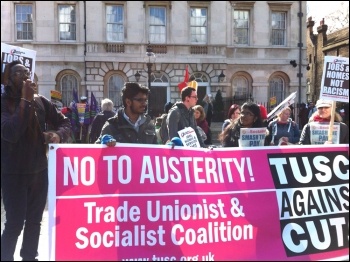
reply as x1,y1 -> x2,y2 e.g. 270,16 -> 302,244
166,102 -> 205,147
95,108 -> 157,144
89,110 -> 116,143
1,93 -> 72,174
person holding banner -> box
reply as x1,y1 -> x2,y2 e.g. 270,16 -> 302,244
95,82 -> 157,146
166,86 -> 206,147
219,102 -> 264,147
299,99 -> 349,145
1,60 -> 71,261
266,107 -> 300,145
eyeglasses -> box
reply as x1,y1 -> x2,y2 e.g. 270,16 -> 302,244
13,70 -> 31,78
240,111 -> 254,117
190,96 -> 198,99
132,97 -> 148,103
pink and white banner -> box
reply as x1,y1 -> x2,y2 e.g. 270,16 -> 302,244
48,144 -> 349,261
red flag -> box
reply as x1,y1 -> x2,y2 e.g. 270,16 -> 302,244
178,65 -> 189,92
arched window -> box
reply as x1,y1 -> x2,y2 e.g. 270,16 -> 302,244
231,72 -> 253,105
61,75 -> 78,106
108,74 -> 124,108
269,76 -> 285,104
232,76 -> 248,98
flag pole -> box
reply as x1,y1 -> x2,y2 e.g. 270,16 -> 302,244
327,101 -> 336,142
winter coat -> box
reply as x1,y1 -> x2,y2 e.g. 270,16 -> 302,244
1,93 -> 72,174
299,112 -> 349,145
166,102 -> 205,147
89,110 -> 116,143
95,108 -> 157,144
266,118 -> 300,145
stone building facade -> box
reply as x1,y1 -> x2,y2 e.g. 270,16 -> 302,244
1,1 -> 308,118
306,17 -> 349,103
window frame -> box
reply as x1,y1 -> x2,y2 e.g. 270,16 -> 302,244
148,6 -> 166,44
105,4 -> 125,42
106,73 -> 125,109
267,2 -> 292,47
231,71 -> 253,100
190,7 -> 208,44
271,11 -> 286,46
58,4 -> 77,41
231,2 -> 255,46
15,3 -> 34,41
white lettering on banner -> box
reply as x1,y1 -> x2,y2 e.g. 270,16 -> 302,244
171,222 -> 253,245
63,156 -> 95,186
147,199 -> 227,222
76,224 -> 166,248
282,217 -> 347,253
63,156 -> 256,186
277,185 -> 348,219
268,155 -> 348,185
103,155 -> 132,184
84,201 -> 140,224
140,156 -> 255,184
321,86 -> 349,96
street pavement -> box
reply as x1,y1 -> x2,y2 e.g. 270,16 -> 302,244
1,197 -> 49,261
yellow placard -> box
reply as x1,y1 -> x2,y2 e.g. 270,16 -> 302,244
270,96 -> 276,106
51,90 -> 62,101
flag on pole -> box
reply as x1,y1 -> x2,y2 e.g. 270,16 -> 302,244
83,92 -> 90,125
267,91 -> 297,122
178,65 -> 189,92
90,92 -> 99,123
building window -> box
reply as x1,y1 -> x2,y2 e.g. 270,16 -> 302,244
61,75 -> 78,106
149,7 -> 166,43
106,5 -> 124,42
190,8 -> 207,44
15,4 -> 33,40
232,76 -> 249,98
271,12 -> 286,45
269,77 -> 285,104
108,75 -> 124,109
233,10 -> 249,45
58,5 -> 76,41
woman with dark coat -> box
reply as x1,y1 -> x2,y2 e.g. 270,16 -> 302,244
299,99 -> 349,145
219,102 -> 263,147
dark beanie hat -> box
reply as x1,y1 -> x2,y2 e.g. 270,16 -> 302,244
164,102 -> 173,113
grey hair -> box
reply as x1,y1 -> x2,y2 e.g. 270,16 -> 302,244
101,98 -> 114,111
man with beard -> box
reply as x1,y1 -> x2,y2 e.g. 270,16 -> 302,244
1,60 -> 71,261
95,82 -> 157,146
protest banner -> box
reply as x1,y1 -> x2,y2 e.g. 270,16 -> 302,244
309,122 -> 340,144
319,56 -> 349,142
1,43 -> 36,93
239,127 -> 267,147
319,56 -> 349,103
48,144 -> 349,261
178,127 -> 200,147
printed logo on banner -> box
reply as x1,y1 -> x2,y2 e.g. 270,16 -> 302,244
267,151 -> 349,257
